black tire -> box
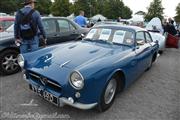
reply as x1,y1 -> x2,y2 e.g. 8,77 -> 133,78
0,49 -> 20,75
98,77 -> 118,112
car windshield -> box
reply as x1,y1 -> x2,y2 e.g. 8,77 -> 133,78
84,28 -> 134,46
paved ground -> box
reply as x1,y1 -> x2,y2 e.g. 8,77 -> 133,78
0,48 -> 180,120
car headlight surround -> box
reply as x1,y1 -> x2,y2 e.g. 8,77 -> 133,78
17,54 -> 25,68
69,71 -> 84,90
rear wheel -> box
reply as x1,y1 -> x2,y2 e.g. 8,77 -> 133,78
98,77 -> 117,112
0,49 -> 20,75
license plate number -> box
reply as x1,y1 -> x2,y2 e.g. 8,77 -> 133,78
29,84 -> 58,105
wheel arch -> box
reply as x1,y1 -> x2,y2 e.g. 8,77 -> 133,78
152,51 -> 157,63
0,47 -> 20,54
107,69 -> 126,92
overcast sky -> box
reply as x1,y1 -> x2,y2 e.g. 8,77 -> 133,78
122,0 -> 178,17
67,0 -> 179,17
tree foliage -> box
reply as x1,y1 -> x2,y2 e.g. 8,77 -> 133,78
0,0 -> 21,14
1,0 -> 133,19
0,0 -> 51,15
51,0 -> 71,16
35,0 -> 52,15
174,3 -> 180,23
71,0 -> 132,19
145,0 -> 164,21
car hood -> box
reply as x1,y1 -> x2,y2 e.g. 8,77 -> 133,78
29,41 -> 131,70
26,41 -> 131,86
58,42 -> 127,67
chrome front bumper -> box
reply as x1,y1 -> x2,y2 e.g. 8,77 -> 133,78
60,97 -> 98,110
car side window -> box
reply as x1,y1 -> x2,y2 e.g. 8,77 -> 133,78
145,32 -> 152,43
69,23 -> 76,30
136,32 -> 145,46
57,19 -> 70,32
42,19 -> 57,34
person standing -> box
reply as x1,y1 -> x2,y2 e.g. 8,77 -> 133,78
14,0 -> 46,53
167,18 -> 177,36
74,11 -> 87,27
117,17 -> 121,22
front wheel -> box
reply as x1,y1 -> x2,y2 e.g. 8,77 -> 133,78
98,77 -> 117,112
0,49 -> 20,75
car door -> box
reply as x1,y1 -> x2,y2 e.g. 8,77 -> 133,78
42,18 -> 59,45
144,32 -> 154,66
56,19 -> 80,43
135,31 -> 152,74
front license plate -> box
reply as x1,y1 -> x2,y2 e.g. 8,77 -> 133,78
29,84 -> 43,96
43,91 -> 58,106
29,84 -> 58,106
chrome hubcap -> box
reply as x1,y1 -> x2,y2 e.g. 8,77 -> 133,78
104,78 -> 117,104
2,54 -> 18,71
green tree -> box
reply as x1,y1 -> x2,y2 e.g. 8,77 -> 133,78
50,0 -> 71,16
102,0 -> 132,19
145,0 -> 164,21
174,3 -> 180,23
35,0 -> 52,15
70,0 -> 132,19
72,0 -> 90,17
0,0 -> 21,14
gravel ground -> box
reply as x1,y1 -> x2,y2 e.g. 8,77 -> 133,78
0,48 -> 180,120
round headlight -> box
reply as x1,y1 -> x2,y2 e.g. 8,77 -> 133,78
69,71 -> 84,90
17,54 -> 24,68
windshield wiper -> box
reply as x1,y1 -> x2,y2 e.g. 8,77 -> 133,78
83,38 -> 113,45
112,42 -> 131,47
83,38 -> 94,41
96,39 -> 113,45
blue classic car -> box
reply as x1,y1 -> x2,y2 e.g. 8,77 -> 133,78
18,25 -> 159,112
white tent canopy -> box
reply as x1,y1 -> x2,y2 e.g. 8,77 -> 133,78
91,14 -> 107,21
129,15 -> 144,22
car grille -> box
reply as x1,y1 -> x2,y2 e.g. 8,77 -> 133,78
28,71 -> 62,92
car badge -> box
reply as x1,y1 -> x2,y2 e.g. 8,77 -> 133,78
40,77 -> 48,86
60,60 -> 71,68
44,56 -> 54,63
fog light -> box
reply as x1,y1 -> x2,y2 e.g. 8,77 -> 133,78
68,97 -> 74,103
75,92 -> 81,98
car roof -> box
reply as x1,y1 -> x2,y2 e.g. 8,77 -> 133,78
41,17 -> 70,20
93,24 -> 147,32
0,17 -> 15,21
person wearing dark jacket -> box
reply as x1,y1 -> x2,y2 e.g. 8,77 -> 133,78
14,0 -> 46,53
167,19 -> 177,36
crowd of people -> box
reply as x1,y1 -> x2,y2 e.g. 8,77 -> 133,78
162,18 -> 179,37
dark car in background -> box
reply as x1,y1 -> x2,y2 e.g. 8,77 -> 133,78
0,17 -> 15,32
0,17 -> 89,75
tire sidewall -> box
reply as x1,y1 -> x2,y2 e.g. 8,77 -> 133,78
98,77 -> 117,112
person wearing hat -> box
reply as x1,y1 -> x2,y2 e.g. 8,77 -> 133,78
14,0 -> 47,53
